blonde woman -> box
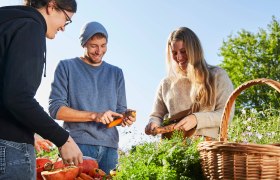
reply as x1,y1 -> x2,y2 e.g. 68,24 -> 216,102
145,27 -> 234,139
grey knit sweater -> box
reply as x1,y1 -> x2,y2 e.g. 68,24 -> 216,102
149,67 -> 234,139
49,58 -> 127,148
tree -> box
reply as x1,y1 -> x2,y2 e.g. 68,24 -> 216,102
219,16 -> 280,113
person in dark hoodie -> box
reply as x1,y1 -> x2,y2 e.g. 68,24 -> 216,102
0,0 -> 83,179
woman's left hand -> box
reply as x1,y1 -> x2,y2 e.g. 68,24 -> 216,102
34,134 -> 53,152
174,114 -> 197,131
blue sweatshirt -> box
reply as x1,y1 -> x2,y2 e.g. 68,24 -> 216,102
49,58 -> 127,149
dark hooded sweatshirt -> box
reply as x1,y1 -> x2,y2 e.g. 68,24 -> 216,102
0,5 -> 69,147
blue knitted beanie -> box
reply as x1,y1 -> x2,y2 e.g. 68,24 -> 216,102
79,21 -> 108,46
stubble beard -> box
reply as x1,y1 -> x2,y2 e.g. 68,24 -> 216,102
84,55 -> 102,66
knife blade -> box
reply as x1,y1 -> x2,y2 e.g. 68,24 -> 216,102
162,109 -> 192,126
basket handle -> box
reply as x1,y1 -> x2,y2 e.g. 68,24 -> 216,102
219,78 -> 280,141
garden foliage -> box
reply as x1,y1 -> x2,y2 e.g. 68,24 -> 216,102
114,132 -> 203,180
228,107 -> 280,144
219,16 -> 280,113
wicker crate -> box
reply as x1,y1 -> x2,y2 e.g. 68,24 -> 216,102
198,78 -> 280,179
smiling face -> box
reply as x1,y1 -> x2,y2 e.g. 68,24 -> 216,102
83,35 -> 107,66
46,9 -> 74,39
170,40 -> 188,72
38,2 -> 74,39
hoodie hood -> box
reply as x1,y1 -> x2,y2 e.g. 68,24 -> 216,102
0,5 -> 48,77
0,5 -> 47,31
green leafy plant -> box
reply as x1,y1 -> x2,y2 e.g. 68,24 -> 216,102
114,132 -> 203,180
36,147 -> 59,162
162,118 -> 171,126
228,107 -> 280,144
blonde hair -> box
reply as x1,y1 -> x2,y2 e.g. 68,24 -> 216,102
166,27 -> 216,112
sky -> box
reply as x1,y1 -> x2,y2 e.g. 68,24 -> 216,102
1,0 -> 280,150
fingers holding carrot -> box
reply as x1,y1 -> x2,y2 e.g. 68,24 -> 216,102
95,109 -> 136,128
95,110 -> 123,124
118,109 -> 136,127
121,112 -> 136,127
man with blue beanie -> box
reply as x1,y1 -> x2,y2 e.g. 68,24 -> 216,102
49,21 -> 136,174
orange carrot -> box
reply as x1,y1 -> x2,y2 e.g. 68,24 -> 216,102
79,173 -> 94,180
75,177 -> 84,180
107,118 -> 123,128
107,110 -> 136,128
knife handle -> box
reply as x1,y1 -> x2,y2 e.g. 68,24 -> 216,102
152,123 -> 196,138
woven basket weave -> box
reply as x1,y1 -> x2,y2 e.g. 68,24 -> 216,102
198,78 -> 280,179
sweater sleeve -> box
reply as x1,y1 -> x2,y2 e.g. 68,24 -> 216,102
49,61 -> 69,118
116,69 -> 127,113
2,20 -> 69,147
149,79 -> 168,125
193,68 -> 234,130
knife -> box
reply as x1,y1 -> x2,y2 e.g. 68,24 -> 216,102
162,109 -> 192,126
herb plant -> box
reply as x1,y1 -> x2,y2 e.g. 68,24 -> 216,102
36,147 -> 59,162
115,132 -> 203,180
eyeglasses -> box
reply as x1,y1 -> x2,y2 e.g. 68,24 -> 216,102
57,6 -> 72,27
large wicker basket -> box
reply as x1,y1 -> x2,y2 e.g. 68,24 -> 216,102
198,78 -> 280,179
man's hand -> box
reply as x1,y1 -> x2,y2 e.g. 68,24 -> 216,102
121,115 -> 136,127
94,110 -> 123,124
121,109 -> 136,127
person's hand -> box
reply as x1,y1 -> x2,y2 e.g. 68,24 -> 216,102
58,136 -> 83,166
94,110 -> 123,124
121,110 -> 136,127
34,134 -> 53,152
174,114 -> 197,131
145,122 -> 160,135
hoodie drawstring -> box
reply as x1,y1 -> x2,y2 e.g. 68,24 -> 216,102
43,50 -> 46,77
